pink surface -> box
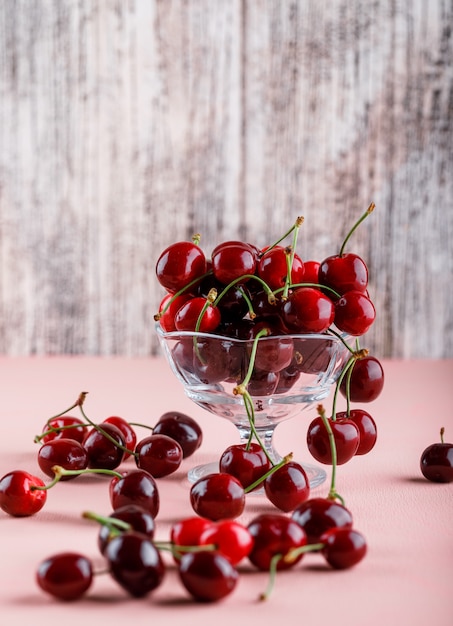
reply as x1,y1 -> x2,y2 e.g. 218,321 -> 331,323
0,357 -> 452,625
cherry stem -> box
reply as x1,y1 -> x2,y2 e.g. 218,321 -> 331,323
194,288 -> 218,333
82,510 -> 132,533
244,453 -> 293,493
213,274 -> 276,306
327,328 -> 355,354
154,269 -> 214,320
274,282 -> 341,300
77,398 -> 137,458
440,427 -> 445,444
34,422 -> 88,444
317,404 -> 344,504
258,216 -> 304,258
31,465 -> 123,491
332,355 -> 357,419
339,202 -> 375,257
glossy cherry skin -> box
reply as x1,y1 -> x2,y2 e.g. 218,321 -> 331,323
98,504 -> 156,554
319,252 -> 368,295
321,527 -> 367,569
103,416 -> 137,458
174,297 -> 221,332
340,355 -> 385,403
105,531 -> 165,597
190,473 -> 245,521
178,551 -> 239,602
336,409 -> 377,455
264,461 -> 310,512
0,470 -> 47,517
247,513 -> 307,571
211,240 -> 257,285
291,497 -> 354,544
306,415 -> 360,464
109,469 -> 160,518
135,434 -> 183,478
282,287 -> 335,333
334,290 -> 376,336
83,423 -> 125,470
36,552 -> 93,601
219,443 -> 271,490
39,415 -> 87,444
157,293 -> 192,331
257,246 -> 304,290
302,260 -> 320,284
153,411 -> 203,458
199,520 -> 254,565
170,516 -> 213,560
37,438 -> 88,479
420,441 -> 453,483
156,240 -> 207,293
253,334 -> 294,373
191,335 -> 243,384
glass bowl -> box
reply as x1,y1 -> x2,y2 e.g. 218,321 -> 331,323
155,323 -> 349,487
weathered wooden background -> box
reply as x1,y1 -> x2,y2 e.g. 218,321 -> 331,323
0,0 -> 452,358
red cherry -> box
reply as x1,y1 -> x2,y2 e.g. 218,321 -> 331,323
336,409 -> 377,455
153,411 -> 203,459
0,470 -> 47,517
306,414 -> 360,465
257,246 -> 304,290
247,513 -> 307,571
420,429 -> 453,483
157,293 -> 192,332
37,438 -> 88,479
302,260 -> 320,284
282,287 -> 335,333
135,434 -> 183,478
109,469 -> 160,518
190,473 -> 246,521
319,252 -> 368,295
170,516 -> 213,559
253,333 -> 294,373
199,520 -> 254,565
211,241 -> 257,285
264,461 -> 310,512
97,505 -> 156,555
334,290 -> 376,336
102,416 -> 137,458
178,551 -> 239,602
219,442 -> 272,491
83,423 -> 125,470
321,527 -> 367,569
39,415 -> 87,444
36,552 -> 93,601
156,240 -> 207,293
340,355 -> 384,403
174,296 -> 221,332
291,497 -> 354,544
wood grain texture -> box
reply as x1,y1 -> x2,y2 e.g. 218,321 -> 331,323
0,0 -> 452,358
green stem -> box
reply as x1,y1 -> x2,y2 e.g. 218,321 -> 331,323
34,422 -> 88,444
258,216 -> 304,258
332,356 -> 356,420
244,453 -> 292,492
77,401 -> 136,458
274,282 -> 341,300
154,269 -> 213,320
31,465 -> 123,491
339,202 -> 375,257
82,510 -> 132,533
317,404 -> 343,503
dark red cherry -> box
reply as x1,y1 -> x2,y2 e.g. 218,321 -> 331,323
109,469 -> 160,518
153,411 -> 203,459
39,415 -> 87,444
306,415 -> 360,465
282,287 -> 335,333
97,504 -> 156,554
321,527 -> 367,569
340,355 -> 384,402
174,297 -> 221,332
211,241 -> 257,285
219,443 -> 272,491
105,531 -> 165,597
178,550 -> 239,602
420,429 -> 453,483
135,434 -> 183,478
253,334 -> 294,373
336,409 -> 377,455
156,240 -> 207,293
0,470 -> 47,517
247,369 -> 280,396
318,252 -> 368,295
334,290 -> 376,336
257,245 -> 304,290
264,461 -> 310,512
83,423 -> 125,470
190,473 -> 245,521
103,416 -> 137,458
291,497 -> 354,544
37,438 -> 88,479
36,552 -> 93,601
191,335 -> 243,384
247,513 -> 307,571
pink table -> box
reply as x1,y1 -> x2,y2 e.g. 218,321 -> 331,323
0,357 -> 452,625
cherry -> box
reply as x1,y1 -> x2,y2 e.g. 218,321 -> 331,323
190,473 -> 246,521
211,240 -> 257,285
320,527 -> 367,569
0,470 -> 47,517
170,516 -> 213,559
156,239 -> 207,293
83,423 -> 126,470
36,552 -> 93,601
257,246 -> 304,290
319,252 -> 369,296
306,413 -> 360,465
199,520 -> 253,566
37,438 -> 88,479
336,409 -> 377,455
420,428 -> 453,483
253,333 -> 294,373
334,290 -> 376,336
291,497 -> 354,543
38,415 -> 87,444
302,260 -> 320,284
102,416 -> 137,458
247,513 -> 307,571
219,442 -> 272,490
178,550 -> 239,602
135,433 -> 183,478
264,460 -> 310,512
281,287 -> 335,333
153,411 -> 203,458
96,504 -> 156,554
174,296 -> 221,332
192,335 -> 243,384
247,369 -> 280,396
340,355 -> 384,403
157,293 -> 192,331
105,531 -> 165,597
109,469 -> 160,518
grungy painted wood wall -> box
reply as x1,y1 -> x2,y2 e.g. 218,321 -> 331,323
0,0 -> 452,358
